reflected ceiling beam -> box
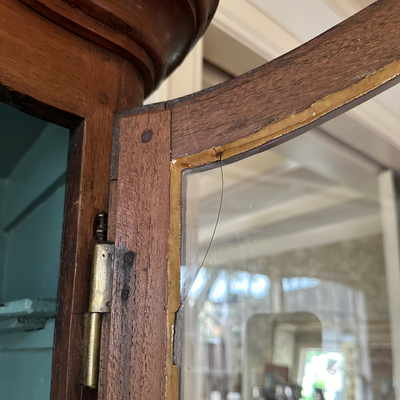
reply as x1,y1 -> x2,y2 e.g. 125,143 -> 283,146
273,129 -> 381,200
322,113 -> 400,173
197,129 -> 382,248
197,127 -> 382,247
198,124 -> 382,209
198,157 -> 299,205
201,214 -> 381,264
199,185 -> 366,245
348,100 -> 400,153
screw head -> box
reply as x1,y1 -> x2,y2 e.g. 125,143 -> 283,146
97,92 -> 109,105
142,129 -> 153,143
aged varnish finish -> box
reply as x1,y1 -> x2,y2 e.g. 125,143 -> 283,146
20,0 -> 219,95
0,0 -> 218,399
107,111 -> 171,399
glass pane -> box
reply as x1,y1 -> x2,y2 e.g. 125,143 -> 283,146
179,85 -> 400,400
0,102 -> 69,399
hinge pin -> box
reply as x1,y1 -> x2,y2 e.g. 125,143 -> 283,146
81,212 -> 114,389
81,313 -> 102,389
96,212 -> 108,243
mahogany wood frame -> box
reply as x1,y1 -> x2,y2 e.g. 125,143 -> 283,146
0,0 -> 144,399
110,1 -> 400,399
19,0 -> 219,96
1,0 -> 218,398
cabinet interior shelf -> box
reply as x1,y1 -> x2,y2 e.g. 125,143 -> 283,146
0,298 -> 56,334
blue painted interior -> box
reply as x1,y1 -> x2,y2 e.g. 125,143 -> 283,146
0,102 -> 69,399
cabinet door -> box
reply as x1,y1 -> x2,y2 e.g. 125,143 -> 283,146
105,1 -> 400,399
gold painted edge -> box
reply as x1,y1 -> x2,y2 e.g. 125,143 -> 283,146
165,59 -> 400,400
166,160 -> 182,400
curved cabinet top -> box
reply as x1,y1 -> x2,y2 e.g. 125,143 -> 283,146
22,0 -> 219,95
162,0 -> 400,161
113,0 -> 400,165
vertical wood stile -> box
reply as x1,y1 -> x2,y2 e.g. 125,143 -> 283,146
106,111 -> 171,399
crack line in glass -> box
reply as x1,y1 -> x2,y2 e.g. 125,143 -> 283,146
180,155 -> 224,307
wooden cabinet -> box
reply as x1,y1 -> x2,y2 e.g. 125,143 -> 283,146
0,0 -> 216,398
1,0 -> 400,399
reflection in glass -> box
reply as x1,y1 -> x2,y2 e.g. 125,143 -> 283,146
179,88 -> 400,400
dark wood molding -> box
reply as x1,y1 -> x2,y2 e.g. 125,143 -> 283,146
166,0 -> 400,159
20,0 -> 219,96
0,83 -> 82,129
0,0 -> 90,122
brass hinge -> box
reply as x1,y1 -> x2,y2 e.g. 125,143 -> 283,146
81,212 -> 114,389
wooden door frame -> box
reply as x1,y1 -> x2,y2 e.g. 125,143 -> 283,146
0,0 -> 144,398
1,0 -> 218,398
110,1 -> 400,399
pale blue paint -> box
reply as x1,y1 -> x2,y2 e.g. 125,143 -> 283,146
0,320 -> 55,351
0,178 -> 7,293
4,186 -> 66,301
2,124 -> 69,230
0,349 -> 53,398
0,102 -> 69,399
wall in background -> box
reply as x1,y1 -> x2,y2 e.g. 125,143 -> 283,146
0,102 -> 69,399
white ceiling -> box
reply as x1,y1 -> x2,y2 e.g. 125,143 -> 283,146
250,0 -> 343,42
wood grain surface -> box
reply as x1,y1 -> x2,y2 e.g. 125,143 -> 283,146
98,313 -> 111,400
105,111 -> 171,399
168,0 -> 400,159
0,4 -> 144,398
49,48 -> 143,400
0,0 -> 89,122
50,122 -> 84,400
21,0 -> 219,95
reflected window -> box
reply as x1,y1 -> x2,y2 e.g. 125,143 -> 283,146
230,271 -> 251,296
251,274 -> 270,298
300,350 -> 344,400
209,271 -> 229,303
282,277 -> 321,292
190,267 -> 208,299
